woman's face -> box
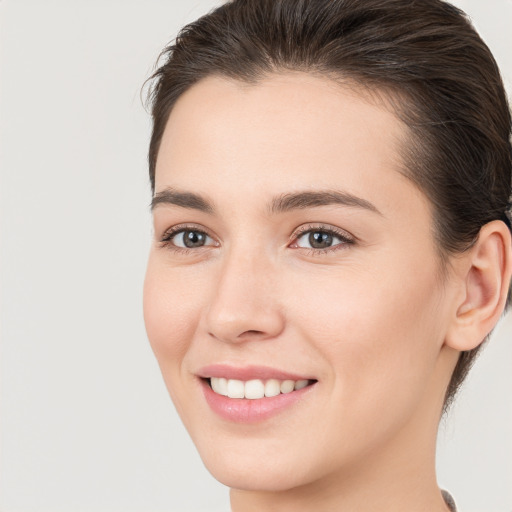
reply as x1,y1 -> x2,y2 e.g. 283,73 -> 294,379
144,73 -> 457,491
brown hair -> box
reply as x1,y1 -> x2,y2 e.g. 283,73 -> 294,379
145,0 -> 512,410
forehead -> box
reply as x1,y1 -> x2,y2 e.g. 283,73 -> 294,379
155,72 -> 416,215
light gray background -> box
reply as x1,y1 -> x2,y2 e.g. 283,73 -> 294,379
0,1 -> 511,511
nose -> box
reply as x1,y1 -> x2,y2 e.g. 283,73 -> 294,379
204,250 -> 285,344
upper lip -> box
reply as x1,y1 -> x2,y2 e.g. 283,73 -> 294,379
197,364 -> 314,381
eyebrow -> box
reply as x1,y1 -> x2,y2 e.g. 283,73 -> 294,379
151,188 -> 215,213
151,187 -> 381,216
269,190 -> 382,215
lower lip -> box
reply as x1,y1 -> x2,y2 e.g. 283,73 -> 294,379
200,379 -> 315,423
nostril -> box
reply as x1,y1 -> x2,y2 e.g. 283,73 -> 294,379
233,330 -> 270,342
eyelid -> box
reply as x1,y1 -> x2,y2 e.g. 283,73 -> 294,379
288,223 -> 355,252
159,223 -> 219,248
157,222 -> 354,254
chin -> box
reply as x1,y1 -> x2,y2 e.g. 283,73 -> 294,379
203,457 -> 310,492
192,433 -> 327,492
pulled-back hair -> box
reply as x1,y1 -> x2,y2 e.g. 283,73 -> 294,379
146,0 -> 512,409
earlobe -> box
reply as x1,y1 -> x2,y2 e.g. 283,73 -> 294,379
445,220 -> 512,352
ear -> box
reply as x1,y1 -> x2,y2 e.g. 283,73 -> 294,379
445,220 -> 512,351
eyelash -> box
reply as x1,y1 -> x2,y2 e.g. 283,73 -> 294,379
289,224 -> 355,255
159,224 -> 216,254
158,223 -> 355,255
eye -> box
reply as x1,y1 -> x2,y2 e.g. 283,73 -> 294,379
161,226 -> 217,250
291,225 -> 354,252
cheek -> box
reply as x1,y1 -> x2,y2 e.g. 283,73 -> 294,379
291,257 -> 445,420
143,256 -> 201,375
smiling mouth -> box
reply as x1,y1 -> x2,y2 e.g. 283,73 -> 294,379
205,377 -> 317,400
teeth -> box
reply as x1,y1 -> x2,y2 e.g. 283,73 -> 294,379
294,379 -> 309,390
210,377 -> 228,396
209,377 -> 312,399
264,379 -> 281,397
280,380 -> 295,394
245,379 -> 265,399
227,379 -> 245,399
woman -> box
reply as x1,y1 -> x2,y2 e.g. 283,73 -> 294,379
143,0 -> 512,510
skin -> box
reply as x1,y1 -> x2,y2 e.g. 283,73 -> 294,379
143,72 -> 512,511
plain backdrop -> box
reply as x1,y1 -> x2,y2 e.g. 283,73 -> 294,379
1,1 -> 511,511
